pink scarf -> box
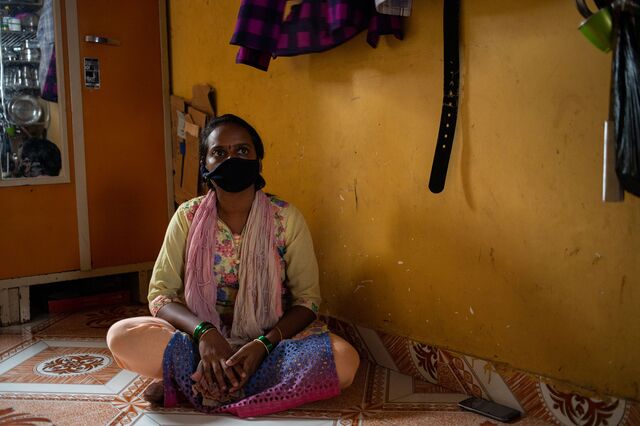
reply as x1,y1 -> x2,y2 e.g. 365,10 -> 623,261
184,190 -> 283,342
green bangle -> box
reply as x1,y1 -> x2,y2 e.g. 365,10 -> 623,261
193,322 -> 214,343
257,335 -> 274,353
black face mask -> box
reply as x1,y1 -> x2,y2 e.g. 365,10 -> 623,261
202,157 -> 260,193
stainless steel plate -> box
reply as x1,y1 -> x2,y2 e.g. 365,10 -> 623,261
8,94 -> 42,125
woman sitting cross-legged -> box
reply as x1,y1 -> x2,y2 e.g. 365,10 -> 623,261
106,114 -> 359,417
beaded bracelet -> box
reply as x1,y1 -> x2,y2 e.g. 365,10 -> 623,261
193,321 -> 215,343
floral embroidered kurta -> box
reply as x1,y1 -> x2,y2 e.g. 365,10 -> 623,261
148,194 -> 321,337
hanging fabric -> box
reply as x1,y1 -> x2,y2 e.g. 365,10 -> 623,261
230,0 -> 403,71
36,0 -> 57,102
428,0 -> 460,193
612,0 -> 640,196
375,0 -> 413,17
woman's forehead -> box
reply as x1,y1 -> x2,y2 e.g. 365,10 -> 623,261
207,123 -> 252,147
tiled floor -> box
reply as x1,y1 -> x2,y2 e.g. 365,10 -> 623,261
0,305 -> 550,425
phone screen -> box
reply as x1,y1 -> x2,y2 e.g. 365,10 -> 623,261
459,397 -> 521,421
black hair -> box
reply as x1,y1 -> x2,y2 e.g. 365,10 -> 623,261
199,114 -> 266,190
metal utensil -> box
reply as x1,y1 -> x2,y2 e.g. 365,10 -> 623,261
8,94 -> 42,125
20,40 -> 40,62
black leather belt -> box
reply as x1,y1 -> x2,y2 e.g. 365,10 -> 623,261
429,0 -> 461,194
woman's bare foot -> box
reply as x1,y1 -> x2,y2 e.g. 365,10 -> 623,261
142,381 -> 164,405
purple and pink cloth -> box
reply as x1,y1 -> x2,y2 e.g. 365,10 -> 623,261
163,331 -> 340,417
231,0 -> 404,71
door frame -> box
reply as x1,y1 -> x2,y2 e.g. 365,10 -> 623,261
66,0 -> 173,271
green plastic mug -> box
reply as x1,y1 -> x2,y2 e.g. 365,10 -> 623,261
579,6 -> 613,52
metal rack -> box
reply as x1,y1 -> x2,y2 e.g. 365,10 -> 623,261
2,29 -> 36,46
0,1 -> 44,179
0,1 -> 42,10
0,29 -> 40,116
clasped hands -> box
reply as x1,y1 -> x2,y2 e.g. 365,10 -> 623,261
191,329 -> 267,401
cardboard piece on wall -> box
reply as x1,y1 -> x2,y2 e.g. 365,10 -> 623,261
184,121 -> 200,139
173,159 -> 185,203
174,114 -> 199,204
188,106 -> 208,130
190,84 -> 216,117
176,111 -> 186,139
170,84 -> 217,205
170,95 -> 185,118
170,96 -> 187,203
181,132 -> 200,201
170,96 -> 186,152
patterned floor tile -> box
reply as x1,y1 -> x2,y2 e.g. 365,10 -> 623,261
0,339 -> 137,395
462,355 -> 525,412
320,316 -> 370,361
439,350 -> 486,399
35,306 -> 150,338
397,338 -> 439,385
361,411 -> 552,425
110,375 -> 154,419
354,326 -> 398,371
366,362 -> 467,411
0,305 -> 629,425
131,413 -> 335,425
386,370 -> 467,405
538,382 -> 628,426
0,335 -> 28,355
0,399 -> 119,425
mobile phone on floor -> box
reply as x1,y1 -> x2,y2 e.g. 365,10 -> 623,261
458,397 -> 522,422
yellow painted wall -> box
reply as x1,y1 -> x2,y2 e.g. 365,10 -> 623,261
169,0 -> 640,400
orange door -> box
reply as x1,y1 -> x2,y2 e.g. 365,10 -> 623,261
77,0 -> 168,268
